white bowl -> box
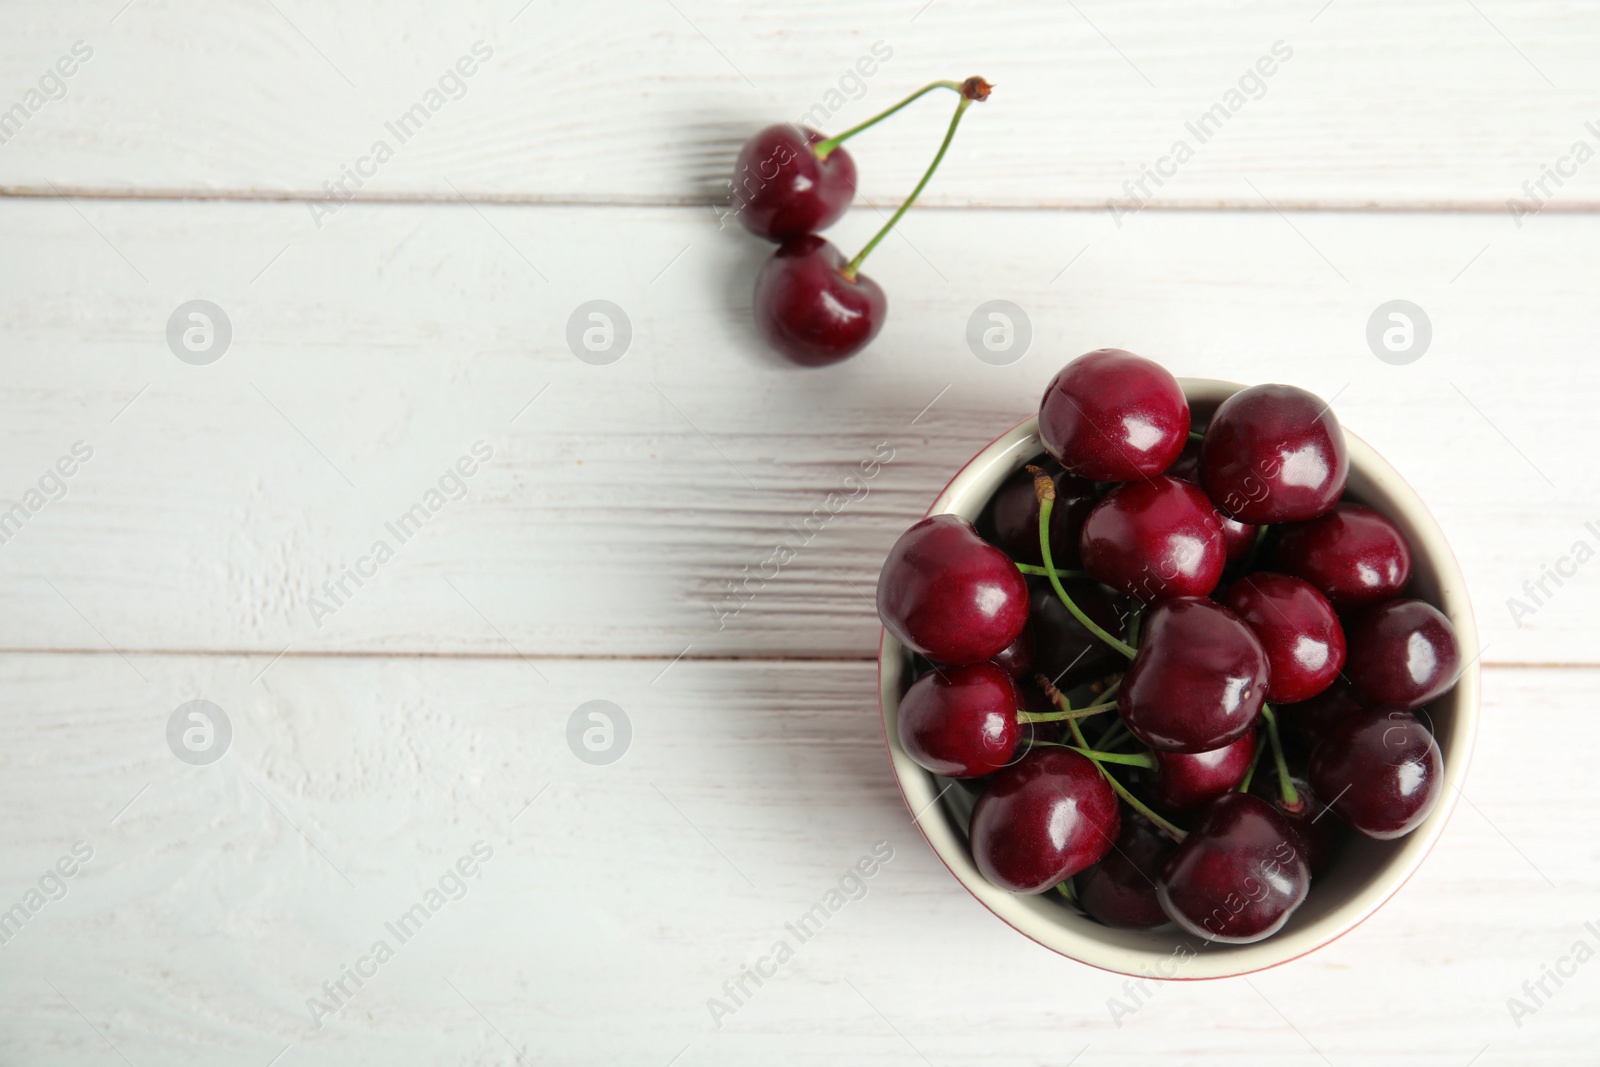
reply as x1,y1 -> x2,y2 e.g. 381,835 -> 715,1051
877,378 -> 1480,979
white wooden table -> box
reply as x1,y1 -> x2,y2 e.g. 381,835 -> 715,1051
2,2 -> 1596,1063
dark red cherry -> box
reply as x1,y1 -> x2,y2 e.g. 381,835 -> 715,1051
1273,503 -> 1413,610
1039,349 -> 1189,481
878,514 -> 1029,665
754,235 -> 886,366
1344,598 -> 1461,710
1199,384 -> 1348,524
1166,441 -> 1257,565
1221,572 -> 1346,704
1119,597 -> 1269,753
1277,676 -> 1370,758
1029,582 -> 1132,690
989,624 -> 1035,679
1309,708 -> 1442,840
988,467 -> 1098,567
970,748 -> 1119,893
1157,792 -> 1311,943
896,664 -> 1021,779
1080,477 -> 1225,602
730,125 -> 856,242
1250,769 -> 1338,877
1148,731 -> 1257,813
1075,814 -> 1173,928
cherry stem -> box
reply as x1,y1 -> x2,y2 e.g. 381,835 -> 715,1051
1032,468 -> 1137,659
1187,430 -> 1205,443
1092,718 -> 1129,751
842,88 -> 983,280
1054,879 -> 1078,906
1064,745 -> 1152,768
812,80 -> 964,160
1237,730 -> 1265,793
1014,562 -> 1086,579
1258,704 -> 1302,810
1065,714 -> 1186,842
1018,700 -> 1118,724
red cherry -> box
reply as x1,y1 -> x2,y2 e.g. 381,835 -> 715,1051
896,664 -> 1021,779
1039,349 -> 1190,481
1148,731 -> 1257,813
989,624 -> 1035,679
987,466 -> 1097,567
730,125 -> 856,242
1344,598 -> 1461,710
1166,441 -> 1258,564
1157,792 -> 1311,944
1079,476 -> 1226,602
753,236 -> 886,366
1199,384 -> 1349,524
1075,814 -> 1173,928
1273,503 -> 1413,610
1309,708 -> 1443,840
1221,572 -> 1346,704
877,514 -> 1029,665
1119,597 -> 1269,753
970,748 -> 1119,893
1028,582 -> 1132,691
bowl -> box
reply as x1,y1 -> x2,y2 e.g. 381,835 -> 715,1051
877,378 -> 1479,979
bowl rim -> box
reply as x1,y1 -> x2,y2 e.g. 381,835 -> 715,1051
877,377 -> 1480,980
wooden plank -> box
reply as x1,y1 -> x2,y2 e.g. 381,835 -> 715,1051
0,654 -> 1591,1064
1,1 -> 1598,210
0,198 -> 1592,663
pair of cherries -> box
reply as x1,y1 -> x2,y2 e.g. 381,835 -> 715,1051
731,78 -> 990,366
880,349 -> 1460,943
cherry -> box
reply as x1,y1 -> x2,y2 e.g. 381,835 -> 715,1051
1277,676 -> 1369,758
1148,731 -> 1257,813
1221,572 -> 1346,704
1166,442 -> 1258,565
1344,598 -> 1461,710
1250,768 -> 1338,876
1079,476 -> 1226,602
970,748 -> 1119,893
1074,813 -> 1173,928
1039,349 -> 1190,481
988,466 -> 1097,567
1029,582 -> 1131,690
1273,503 -> 1413,610
878,514 -> 1029,665
753,236 -> 886,366
1119,597 -> 1269,753
1199,384 -> 1348,524
730,125 -> 856,242
1308,708 -> 1442,840
989,624 -> 1035,679
897,663 -> 1021,779
1157,792 -> 1311,943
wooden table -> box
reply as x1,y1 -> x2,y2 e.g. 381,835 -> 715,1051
2,2 -> 1596,1063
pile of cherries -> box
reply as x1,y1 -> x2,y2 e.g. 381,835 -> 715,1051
731,78 -> 990,367
878,349 -> 1460,945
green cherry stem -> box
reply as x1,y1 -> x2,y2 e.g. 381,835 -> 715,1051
812,80 -> 964,160
1091,718 -> 1129,752
1014,562 -> 1086,579
841,79 -> 989,280
1032,467 -> 1137,659
1017,700 -> 1118,724
1258,704 -> 1302,810
1066,715 -> 1186,842
1237,730 -> 1265,793
1187,430 -> 1205,443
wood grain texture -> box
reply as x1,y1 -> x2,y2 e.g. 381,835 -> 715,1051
1,1 -> 1599,210
0,198 -> 1592,663
0,654 -> 1591,1065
